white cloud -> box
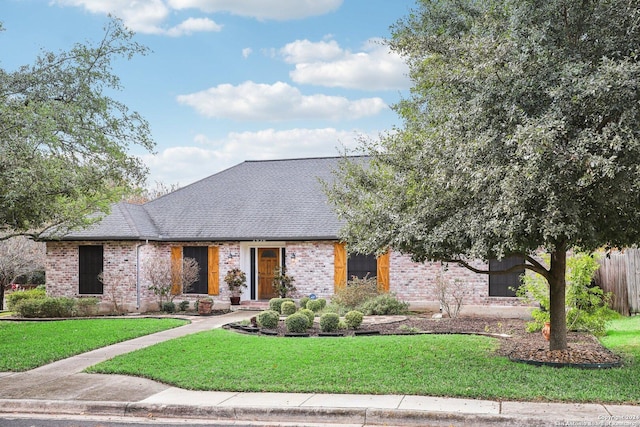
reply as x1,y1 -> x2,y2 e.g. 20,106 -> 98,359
280,39 -> 343,63
167,0 -> 343,21
142,127 -> 375,185
166,17 -> 222,36
242,47 -> 253,59
283,38 -> 410,91
176,81 -> 387,121
52,0 -> 222,36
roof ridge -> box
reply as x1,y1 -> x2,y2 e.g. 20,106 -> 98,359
244,155 -> 368,164
119,202 -> 160,239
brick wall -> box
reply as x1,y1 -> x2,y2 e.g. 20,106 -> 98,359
46,240 -> 531,313
285,241 -> 336,299
46,241 -> 142,313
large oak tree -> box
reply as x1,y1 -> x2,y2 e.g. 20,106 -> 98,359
328,0 -> 640,350
0,18 -> 155,241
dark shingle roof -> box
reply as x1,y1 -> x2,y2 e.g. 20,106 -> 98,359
63,156 -> 363,241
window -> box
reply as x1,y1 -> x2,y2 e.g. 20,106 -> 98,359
183,246 -> 209,294
347,253 -> 378,280
334,243 -> 389,292
489,256 -> 525,297
79,245 -> 103,294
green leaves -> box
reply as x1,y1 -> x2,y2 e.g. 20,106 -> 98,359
330,0 -> 640,260
0,17 -> 154,239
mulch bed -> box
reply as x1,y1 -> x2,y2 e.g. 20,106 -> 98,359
225,314 -> 623,368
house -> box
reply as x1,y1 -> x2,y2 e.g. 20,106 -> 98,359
45,156 -> 531,315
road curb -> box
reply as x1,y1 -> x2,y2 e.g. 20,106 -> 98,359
0,399 -> 561,426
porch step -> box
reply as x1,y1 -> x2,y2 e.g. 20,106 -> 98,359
230,301 -> 270,311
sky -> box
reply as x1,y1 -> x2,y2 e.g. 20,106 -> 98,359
2,0 -> 414,187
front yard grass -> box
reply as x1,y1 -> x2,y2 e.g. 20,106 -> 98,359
0,318 -> 188,371
87,316 -> 640,404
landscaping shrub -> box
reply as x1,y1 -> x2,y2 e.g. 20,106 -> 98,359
320,312 -> 340,332
272,267 -> 296,298
280,300 -> 297,316
299,308 -> 315,326
15,297 -> 76,318
178,300 -> 190,311
358,293 -> 409,315
338,320 -> 348,330
299,296 -> 310,309
257,310 -> 280,329
331,276 -> 379,310
269,298 -> 294,313
306,299 -> 323,312
162,301 -> 176,313
323,302 -> 348,316
269,298 -> 284,312
6,288 -> 46,311
75,298 -> 99,317
317,298 -> 327,309
344,310 -> 364,329
517,252 -> 620,335
285,312 -> 309,333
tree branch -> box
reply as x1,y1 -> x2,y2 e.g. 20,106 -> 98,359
444,255 -> 550,280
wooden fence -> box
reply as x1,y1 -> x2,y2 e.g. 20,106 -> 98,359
594,249 -> 640,315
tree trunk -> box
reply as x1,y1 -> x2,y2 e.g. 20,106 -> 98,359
548,244 -> 568,351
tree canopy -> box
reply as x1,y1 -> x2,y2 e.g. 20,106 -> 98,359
0,18 -> 155,240
328,0 -> 640,350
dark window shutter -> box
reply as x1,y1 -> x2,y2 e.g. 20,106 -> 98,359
489,256 -> 525,297
183,246 -> 208,294
79,246 -> 103,294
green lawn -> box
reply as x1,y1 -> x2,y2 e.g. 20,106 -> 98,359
87,317 -> 640,404
0,318 -> 188,371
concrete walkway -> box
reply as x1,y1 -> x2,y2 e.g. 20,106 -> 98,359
0,312 -> 638,426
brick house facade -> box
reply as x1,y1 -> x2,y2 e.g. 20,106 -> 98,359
45,157 -> 532,314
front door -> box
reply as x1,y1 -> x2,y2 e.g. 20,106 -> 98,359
258,248 -> 280,299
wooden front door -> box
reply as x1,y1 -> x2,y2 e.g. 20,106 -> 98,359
258,248 -> 280,299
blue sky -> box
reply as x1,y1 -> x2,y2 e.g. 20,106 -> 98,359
2,0 -> 414,186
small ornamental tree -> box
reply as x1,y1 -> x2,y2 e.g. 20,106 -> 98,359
327,0 -> 640,351
0,237 -> 45,310
145,256 -> 199,308
272,266 -> 296,298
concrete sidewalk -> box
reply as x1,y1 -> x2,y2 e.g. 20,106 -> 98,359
0,312 -> 638,426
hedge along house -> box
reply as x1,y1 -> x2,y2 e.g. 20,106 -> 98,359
45,157 -> 531,315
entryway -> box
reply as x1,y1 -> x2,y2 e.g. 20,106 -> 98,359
257,248 -> 279,300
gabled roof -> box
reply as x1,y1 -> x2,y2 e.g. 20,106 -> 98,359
63,156 -> 365,241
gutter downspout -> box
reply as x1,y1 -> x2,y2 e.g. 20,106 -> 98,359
136,240 -> 149,311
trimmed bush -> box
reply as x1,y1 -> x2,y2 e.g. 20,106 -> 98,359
280,300 -> 297,316
269,298 -> 284,313
317,298 -> 327,309
269,298 -> 294,313
257,310 -> 280,329
285,312 -> 309,333
299,296 -> 310,309
6,288 -> 46,311
320,312 -> 340,332
299,308 -> 315,326
75,298 -> 99,317
306,299 -> 323,312
15,297 -> 75,318
162,301 -> 176,313
178,300 -> 190,311
338,320 -> 348,330
358,293 -> 409,315
344,310 -> 364,329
